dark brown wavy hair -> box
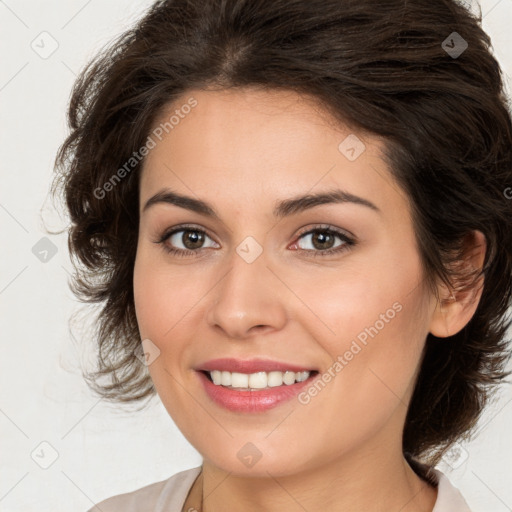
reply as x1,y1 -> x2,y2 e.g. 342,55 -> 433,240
50,0 -> 512,470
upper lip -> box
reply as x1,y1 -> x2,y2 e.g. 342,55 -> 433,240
197,358 -> 317,374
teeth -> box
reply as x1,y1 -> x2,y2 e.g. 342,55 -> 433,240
209,370 -> 311,390
220,371 -> 231,386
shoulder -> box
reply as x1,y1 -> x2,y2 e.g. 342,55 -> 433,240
86,466 -> 202,512
432,468 -> 473,512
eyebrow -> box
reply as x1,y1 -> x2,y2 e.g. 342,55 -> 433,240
142,187 -> 380,218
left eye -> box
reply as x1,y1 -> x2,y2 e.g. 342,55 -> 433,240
290,226 -> 355,256
294,228 -> 348,251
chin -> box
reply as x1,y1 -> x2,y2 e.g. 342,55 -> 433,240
199,441 -> 315,478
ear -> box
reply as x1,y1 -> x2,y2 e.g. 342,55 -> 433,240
429,230 -> 487,338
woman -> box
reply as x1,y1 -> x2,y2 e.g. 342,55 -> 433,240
52,0 -> 512,510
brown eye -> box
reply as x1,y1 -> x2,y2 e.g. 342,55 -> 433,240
156,226 -> 219,257
295,227 -> 353,254
166,228 -> 217,251
178,230 -> 205,250
309,231 -> 337,250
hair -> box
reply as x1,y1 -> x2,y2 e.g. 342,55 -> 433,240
50,0 -> 512,470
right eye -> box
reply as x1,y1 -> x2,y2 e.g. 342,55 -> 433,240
155,225 -> 219,257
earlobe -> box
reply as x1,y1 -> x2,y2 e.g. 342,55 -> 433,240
430,291 -> 473,338
428,230 -> 487,338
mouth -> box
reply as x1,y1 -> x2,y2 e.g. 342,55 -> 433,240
200,369 -> 319,391
195,359 -> 321,412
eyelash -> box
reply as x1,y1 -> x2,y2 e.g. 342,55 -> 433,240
154,223 -> 356,259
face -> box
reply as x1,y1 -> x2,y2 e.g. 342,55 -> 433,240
133,87 -> 437,477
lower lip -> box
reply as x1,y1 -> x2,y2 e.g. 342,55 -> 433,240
196,371 -> 318,412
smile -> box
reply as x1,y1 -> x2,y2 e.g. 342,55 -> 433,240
207,369 -> 312,390
195,358 -> 320,412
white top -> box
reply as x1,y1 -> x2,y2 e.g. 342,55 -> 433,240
88,466 -> 472,512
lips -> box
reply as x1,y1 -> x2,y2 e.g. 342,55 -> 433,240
196,368 -> 319,412
197,358 -> 317,373
194,357 -> 320,412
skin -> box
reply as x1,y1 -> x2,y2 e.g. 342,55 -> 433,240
133,87 -> 486,512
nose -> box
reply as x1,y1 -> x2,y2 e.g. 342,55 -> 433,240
206,247 -> 287,340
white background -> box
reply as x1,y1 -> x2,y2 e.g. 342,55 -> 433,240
0,1 -> 511,511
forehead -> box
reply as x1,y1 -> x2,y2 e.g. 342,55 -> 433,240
145,87 -> 350,164
139,87 -> 400,217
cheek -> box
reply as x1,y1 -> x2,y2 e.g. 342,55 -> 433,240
288,253 -> 425,349
133,248 -> 198,340
132,248 -> 211,403
292,246 -> 429,414
133,251 -> 200,422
